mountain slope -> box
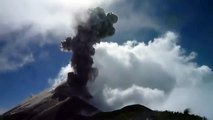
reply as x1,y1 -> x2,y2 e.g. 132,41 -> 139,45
0,82 -> 207,120
1,82 -> 100,120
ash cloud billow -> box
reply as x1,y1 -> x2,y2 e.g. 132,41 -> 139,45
60,7 -> 118,97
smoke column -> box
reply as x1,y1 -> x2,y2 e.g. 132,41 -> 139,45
61,7 -> 118,95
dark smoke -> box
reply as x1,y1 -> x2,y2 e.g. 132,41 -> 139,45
61,7 -> 117,94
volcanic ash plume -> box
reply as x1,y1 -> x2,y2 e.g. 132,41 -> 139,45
61,7 -> 118,94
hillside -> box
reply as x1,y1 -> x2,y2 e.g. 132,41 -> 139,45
0,103 -> 207,120
0,82 -> 207,120
89,105 -> 206,120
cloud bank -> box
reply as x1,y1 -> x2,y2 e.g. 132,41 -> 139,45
52,31 -> 213,118
0,0 -> 116,35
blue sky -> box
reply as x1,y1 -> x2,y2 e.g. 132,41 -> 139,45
0,0 -> 213,118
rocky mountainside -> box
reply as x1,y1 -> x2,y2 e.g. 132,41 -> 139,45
0,82 -> 206,120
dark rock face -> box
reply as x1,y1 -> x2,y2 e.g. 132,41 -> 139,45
1,84 -> 100,120
2,96 -> 99,120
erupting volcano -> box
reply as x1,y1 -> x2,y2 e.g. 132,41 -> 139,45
60,7 -> 118,97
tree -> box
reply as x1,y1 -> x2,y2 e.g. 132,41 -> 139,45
184,108 -> 190,114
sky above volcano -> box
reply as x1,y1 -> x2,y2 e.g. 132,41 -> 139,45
0,0 -> 213,119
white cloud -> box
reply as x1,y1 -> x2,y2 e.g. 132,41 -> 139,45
0,30 -> 35,72
103,85 -> 166,109
48,63 -> 73,88
0,53 -> 34,72
52,31 -> 213,119
0,0 -> 116,36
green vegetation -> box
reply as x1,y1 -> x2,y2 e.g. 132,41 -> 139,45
154,111 -> 207,120
89,105 -> 207,120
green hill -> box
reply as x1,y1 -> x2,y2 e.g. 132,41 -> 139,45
89,104 -> 207,120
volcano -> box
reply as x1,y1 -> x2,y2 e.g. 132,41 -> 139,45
1,82 -> 100,120
0,7 -> 207,120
